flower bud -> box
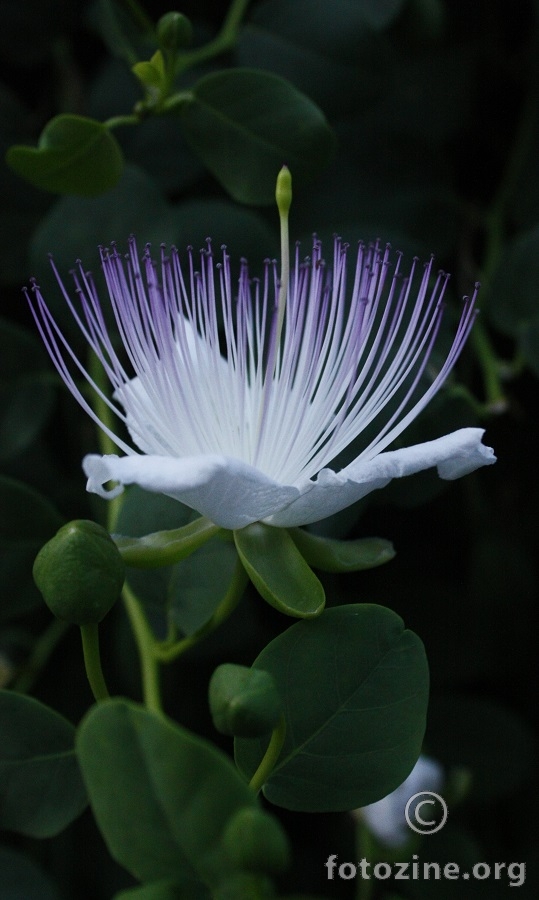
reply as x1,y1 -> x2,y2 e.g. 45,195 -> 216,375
157,12 -> 193,52
33,520 -> 125,624
222,807 -> 291,874
209,664 -> 281,737
275,165 -> 292,219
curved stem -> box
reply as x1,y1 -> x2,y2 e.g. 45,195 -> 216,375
470,321 -> 508,413
155,559 -> 248,662
249,715 -> 286,795
122,582 -> 162,712
80,623 -> 110,702
175,0 -> 252,72
104,114 -> 140,131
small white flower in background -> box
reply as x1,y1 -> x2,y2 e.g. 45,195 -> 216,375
357,755 -> 444,848
26,170 -> 495,529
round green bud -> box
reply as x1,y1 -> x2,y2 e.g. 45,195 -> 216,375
33,520 -> 125,625
157,12 -> 193,52
209,664 -> 282,737
222,807 -> 291,875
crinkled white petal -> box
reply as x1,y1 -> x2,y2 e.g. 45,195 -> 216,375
82,428 -> 494,530
356,755 -> 444,848
82,453 -> 300,530
267,428 -> 496,527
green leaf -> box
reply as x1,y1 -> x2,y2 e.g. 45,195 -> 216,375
235,604 -> 429,811
0,691 -> 87,837
114,487 -> 235,637
358,0 -> 407,29
427,695 -> 536,803
518,317 -> 539,377
6,114 -> 124,196
0,844 -> 61,900
28,166 -> 174,324
76,699 -> 258,888
28,168 -> 278,334
238,0 -> 395,116
289,528 -> 395,572
167,198 -> 278,261
180,69 -> 336,204
221,807 -> 290,874
0,476 -> 64,621
234,524 -> 325,618
0,85 -> 51,285
168,537 -> 240,636
0,318 -> 54,461
488,224 -> 539,337
114,881 -> 211,900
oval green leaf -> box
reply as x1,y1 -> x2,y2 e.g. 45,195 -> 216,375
0,691 -> 87,837
114,486 -> 235,637
0,318 -> 54,461
289,528 -> 395,573
235,604 -> 429,811
180,69 -> 336,204
0,845 -> 61,900
234,523 -> 325,618
0,476 -> 64,621
76,699 -> 258,888
6,114 -> 124,196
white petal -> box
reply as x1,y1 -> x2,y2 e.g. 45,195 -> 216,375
267,428 -> 496,527
82,453 -> 299,530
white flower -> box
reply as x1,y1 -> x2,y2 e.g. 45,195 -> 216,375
357,755 -> 444,847
27,233 -> 495,530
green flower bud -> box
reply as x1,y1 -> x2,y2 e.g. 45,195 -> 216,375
222,807 -> 291,875
33,520 -> 125,625
209,664 -> 282,737
157,12 -> 193,52
275,165 -> 292,219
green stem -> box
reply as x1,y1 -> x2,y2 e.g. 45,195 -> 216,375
354,819 -> 375,900
122,582 -> 162,712
470,320 -> 508,413
249,715 -> 286,794
469,91 -> 536,408
86,351 -> 164,711
80,623 -> 110,702
12,618 -> 70,694
155,559 -> 249,662
175,0 -> 252,71
104,114 -> 140,130
120,0 -> 154,33
88,351 -> 126,531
